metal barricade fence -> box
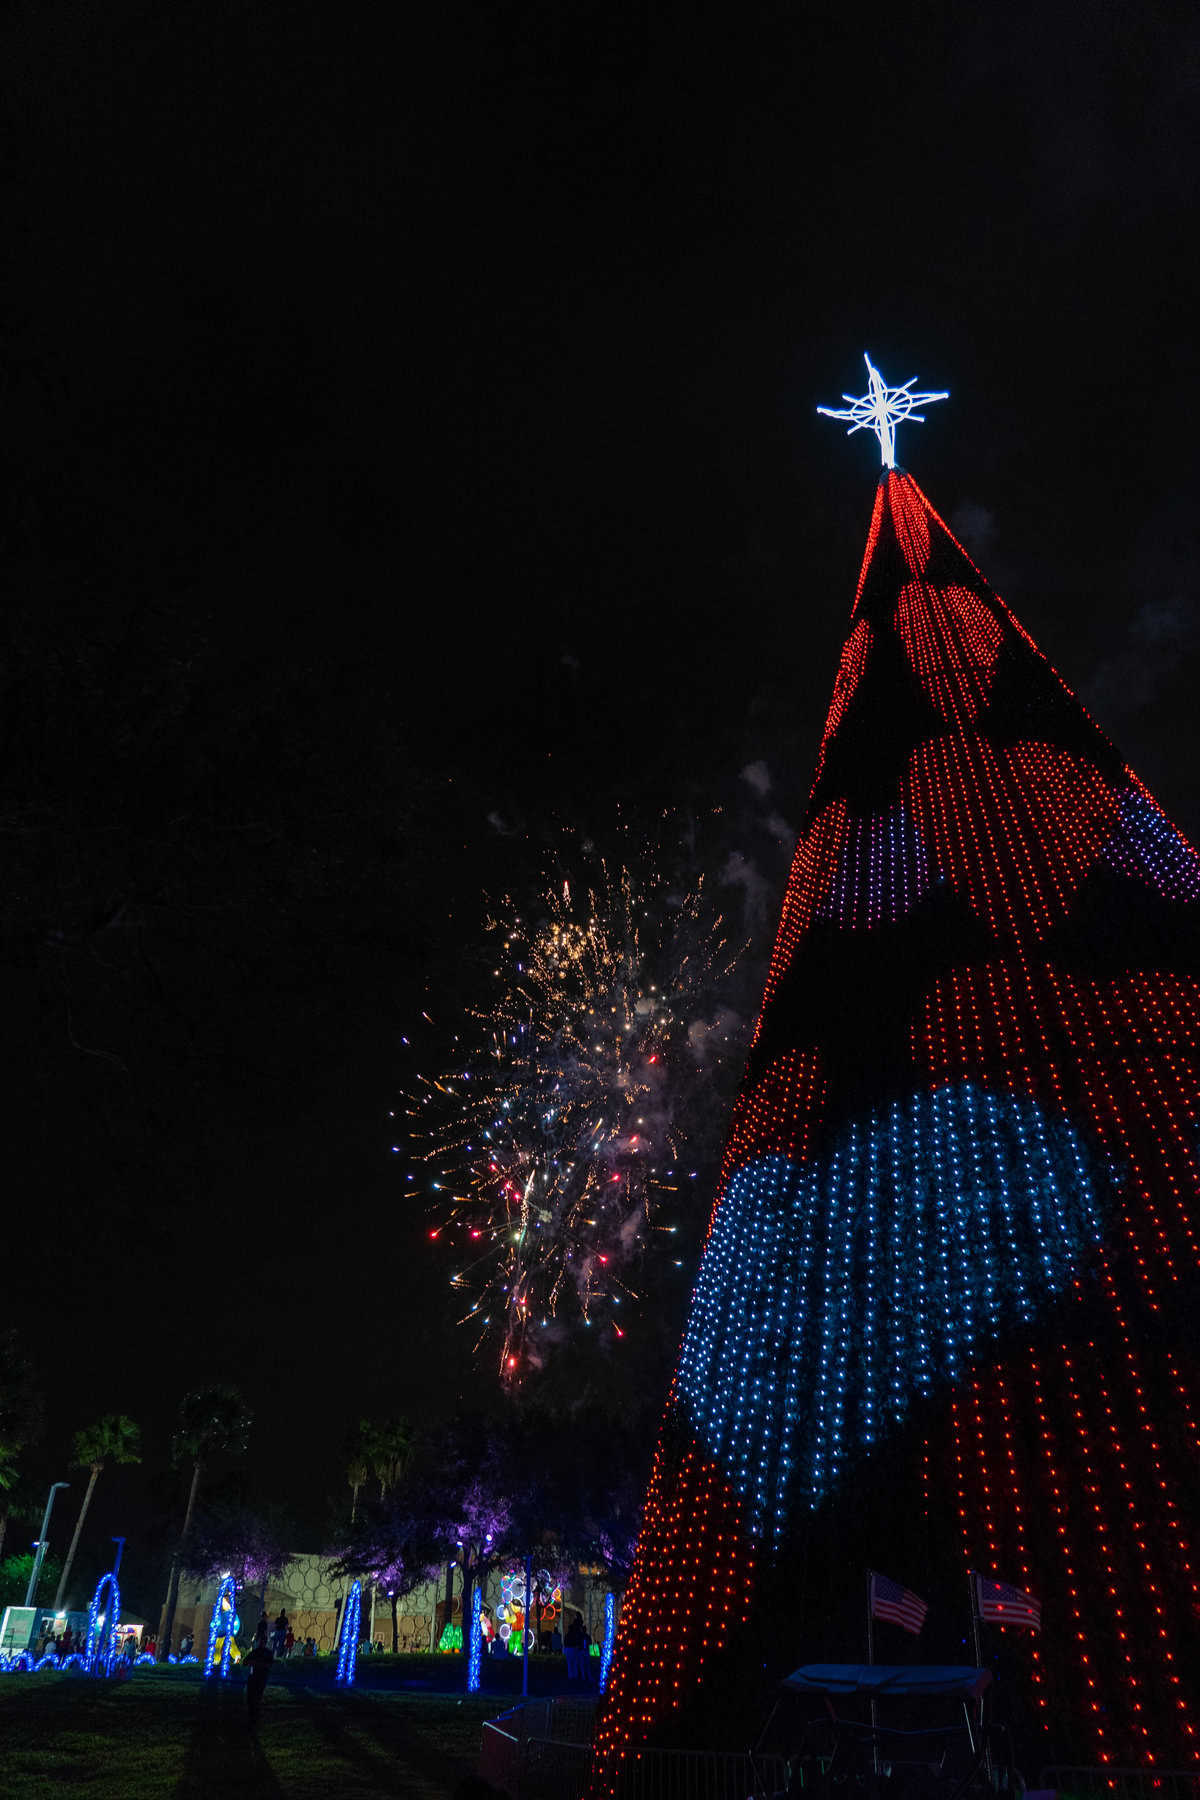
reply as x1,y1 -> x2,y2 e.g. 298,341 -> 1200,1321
480,1714 -> 524,1797
617,1748 -> 789,1800
479,1697 -> 598,1800
1040,1770 -> 1200,1800
549,1696 -> 603,1744
479,1698 -> 787,1800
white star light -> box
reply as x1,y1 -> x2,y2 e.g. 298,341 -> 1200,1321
817,353 -> 948,468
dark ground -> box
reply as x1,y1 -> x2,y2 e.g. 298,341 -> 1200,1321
0,1655 -> 589,1798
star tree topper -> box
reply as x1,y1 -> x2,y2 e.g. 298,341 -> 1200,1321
818,353 -> 948,468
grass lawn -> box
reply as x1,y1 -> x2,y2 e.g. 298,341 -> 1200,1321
0,1662 -> 513,1798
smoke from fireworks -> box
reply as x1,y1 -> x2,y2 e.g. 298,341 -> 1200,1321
402,830 -> 745,1381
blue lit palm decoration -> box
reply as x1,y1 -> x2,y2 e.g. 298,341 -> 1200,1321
818,354 -> 948,468
335,1580 -> 362,1686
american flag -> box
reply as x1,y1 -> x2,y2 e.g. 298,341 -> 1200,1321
869,1571 -> 928,1635
975,1575 -> 1042,1632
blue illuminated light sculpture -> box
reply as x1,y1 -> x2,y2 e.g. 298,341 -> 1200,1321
84,1569 -> 122,1677
205,1575 -> 238,1681
598,1591 -> 616,1694
467,1583 -> 483,1692
335,1580 -> 362,1686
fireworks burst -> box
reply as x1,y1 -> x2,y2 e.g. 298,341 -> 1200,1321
402,833 -> 744,1380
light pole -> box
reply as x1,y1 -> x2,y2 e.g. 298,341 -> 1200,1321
25,1483 -> 69,1607
111,1537 -> 126,1580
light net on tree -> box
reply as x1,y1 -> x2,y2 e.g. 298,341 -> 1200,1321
590,470 -> 1200,1789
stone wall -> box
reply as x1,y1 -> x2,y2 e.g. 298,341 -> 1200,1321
171,1556 -> 616,1658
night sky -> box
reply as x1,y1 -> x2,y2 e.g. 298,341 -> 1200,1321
3,2 -> 1199,1613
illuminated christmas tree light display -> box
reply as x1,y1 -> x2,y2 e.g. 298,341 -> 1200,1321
403,830 -> 743,1379
590,378 -> 1200,1785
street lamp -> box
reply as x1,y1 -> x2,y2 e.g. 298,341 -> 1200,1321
25,1483 -> 70,1607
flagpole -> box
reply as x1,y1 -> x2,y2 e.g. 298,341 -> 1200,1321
967,1569 -> 983,1671
967,1571 -> 990,1778
866,1572 -> 879,1778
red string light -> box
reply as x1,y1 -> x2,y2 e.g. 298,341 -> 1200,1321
588,469 -> 1200,1789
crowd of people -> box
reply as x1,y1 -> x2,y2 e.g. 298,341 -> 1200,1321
264,1609 -> 319,1658
35,1624 -> 164,1662
36,1624 -> 79,1659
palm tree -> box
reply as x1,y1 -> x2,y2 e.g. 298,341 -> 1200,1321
157,1385 -> 253,1658
346,1420 -> 376,1524
369,1419 -> 412,1498
356,1417 -> 413,1645
53,1415 -> 142,1610
0,1440 -> 19,1564
0,1329 -> 41,1567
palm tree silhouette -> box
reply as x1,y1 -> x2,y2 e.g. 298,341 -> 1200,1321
157,1385 -> 252,1658
53,1414 -> 142,1611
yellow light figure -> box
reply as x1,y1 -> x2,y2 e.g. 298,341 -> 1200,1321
210,1592 -> 242,1667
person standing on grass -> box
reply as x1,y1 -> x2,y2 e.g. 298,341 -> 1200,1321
243,1617 -> 275,1732
564,1611 -> 586,1680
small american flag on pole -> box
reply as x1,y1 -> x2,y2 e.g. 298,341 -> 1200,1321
975,1575 -> 1042,1632
869,1571 -> 928,1635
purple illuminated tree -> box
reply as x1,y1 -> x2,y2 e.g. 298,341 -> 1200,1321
182,1500 -> 294,1642
330,1473 -> 455,1654
183,1500 -> 293,1589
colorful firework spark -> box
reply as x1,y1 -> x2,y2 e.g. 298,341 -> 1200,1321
401,837 -> 744,1380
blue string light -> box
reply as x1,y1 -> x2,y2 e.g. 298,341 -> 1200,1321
205,1575 -> 238,1681
0,1638 -> 200,1678
467,1582 -> 483,1692
84,1568 -> 122,1677
599,1591 -> 616,1693
1104,783 -> 1200,900
816,801 -> 933,929
335,1581 -> 362,1686
675,1082 -> 1108,1535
